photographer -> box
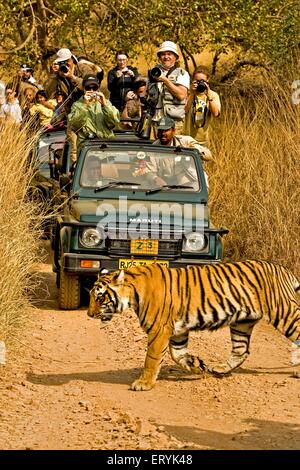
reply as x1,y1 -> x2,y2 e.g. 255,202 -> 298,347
147,41 -> 190,135
107,50 -> 140,111
0,84 -> 22,126
16,64 -> 43,107
50,49 -> 83,108
121,78 -> 147,127
184,65 -> 221,147
44,48 -> 100,162
68,74 -> 120,155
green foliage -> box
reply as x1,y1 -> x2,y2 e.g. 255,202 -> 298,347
0,0 -> 299,78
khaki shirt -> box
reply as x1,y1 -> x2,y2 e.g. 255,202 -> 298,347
145,135 -> 211,186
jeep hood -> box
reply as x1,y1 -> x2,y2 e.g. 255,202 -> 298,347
69,198 -> 209,229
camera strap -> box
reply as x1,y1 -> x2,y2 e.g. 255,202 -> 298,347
192,95 -> 208,128
165,65 -> 177,78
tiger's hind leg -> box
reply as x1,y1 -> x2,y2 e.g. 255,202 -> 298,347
169,332 -> 207,373
208,320 -> 258,375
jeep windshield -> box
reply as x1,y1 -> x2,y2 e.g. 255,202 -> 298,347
79,149 -> 201,192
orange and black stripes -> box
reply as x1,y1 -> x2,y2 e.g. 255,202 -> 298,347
88,260 -> 300,389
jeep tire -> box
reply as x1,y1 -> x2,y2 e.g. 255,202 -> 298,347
59,270 -> 81,310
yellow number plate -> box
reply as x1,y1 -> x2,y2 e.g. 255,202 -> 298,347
119,259 -> 169,269
130,239 -> 159,255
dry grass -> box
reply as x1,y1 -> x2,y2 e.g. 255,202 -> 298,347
209,74 -> 300,277
0,123 -> 44,343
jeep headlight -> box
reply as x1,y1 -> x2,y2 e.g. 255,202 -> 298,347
80,228 -> 103,248
183,232 -> 206,252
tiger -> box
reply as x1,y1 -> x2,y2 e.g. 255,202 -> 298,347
87,260 -> 300,391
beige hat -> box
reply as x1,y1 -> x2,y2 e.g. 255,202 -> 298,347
157,41 -> 179,59
55,48 -> 72,63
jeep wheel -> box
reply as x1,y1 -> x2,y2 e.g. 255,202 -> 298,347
59,270 -> 81,310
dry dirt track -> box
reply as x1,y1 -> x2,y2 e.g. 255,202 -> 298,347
0,242 -> 299,450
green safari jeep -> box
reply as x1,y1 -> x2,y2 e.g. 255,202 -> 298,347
53,139 -> 228,309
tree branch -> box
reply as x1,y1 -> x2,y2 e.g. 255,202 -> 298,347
220,59 -> 271,83
0,0 -> 36,54
211,49 -> 224,76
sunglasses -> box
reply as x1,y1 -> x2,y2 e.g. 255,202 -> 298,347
85,86 -> 99,91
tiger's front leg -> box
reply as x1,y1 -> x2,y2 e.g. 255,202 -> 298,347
169,332 -> 207,373
130,326 -> 172,391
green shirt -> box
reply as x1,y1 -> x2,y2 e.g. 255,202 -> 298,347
68,97 -> 120,151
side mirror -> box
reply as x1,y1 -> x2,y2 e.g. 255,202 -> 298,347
49,145 -> 64,179
59,174 -> 71,192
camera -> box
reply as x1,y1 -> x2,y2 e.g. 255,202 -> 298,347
148,66 -> 162,82
85,92 -> 101,101
59,61 -> 69,73
196,79 -> 208,93
91,92 -> 101,100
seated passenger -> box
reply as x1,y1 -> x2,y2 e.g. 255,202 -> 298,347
81,156 -> 102,186
29,90 -> 56,127
146,116 -> 211,187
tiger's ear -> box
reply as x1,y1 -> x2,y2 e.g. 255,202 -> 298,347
98,268 -> 109,280
114,269 -> 125,285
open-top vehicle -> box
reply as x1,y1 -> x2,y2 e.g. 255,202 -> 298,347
52,138 -> 228,309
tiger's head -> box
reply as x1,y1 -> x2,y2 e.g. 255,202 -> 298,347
87,269 -> 135,322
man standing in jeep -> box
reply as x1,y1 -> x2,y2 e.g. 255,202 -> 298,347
147,41 -> 190,135
68,74 -> 120,154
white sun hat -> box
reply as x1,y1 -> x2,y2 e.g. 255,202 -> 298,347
55,48 -> 73,62
157,41 -> 179,59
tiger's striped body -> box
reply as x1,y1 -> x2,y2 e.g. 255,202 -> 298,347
87,260 -> 300,390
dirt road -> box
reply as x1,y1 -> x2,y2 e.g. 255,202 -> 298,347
0,242 -> 299,450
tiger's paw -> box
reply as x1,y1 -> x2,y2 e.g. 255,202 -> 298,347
185,356 -> 207,374
208,363 -> 232,376
130,378 -> 155,391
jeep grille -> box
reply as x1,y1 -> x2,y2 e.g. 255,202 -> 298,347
108,239 -> 182,259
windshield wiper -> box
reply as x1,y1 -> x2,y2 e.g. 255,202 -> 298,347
145,184 -> 194,195
94,181 -> 141,193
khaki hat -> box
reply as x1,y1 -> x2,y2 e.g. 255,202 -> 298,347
157,116 -> 176,130
157,41 -> 179,59
55,48 -> 73,63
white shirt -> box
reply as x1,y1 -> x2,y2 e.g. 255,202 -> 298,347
0,99 -> 22,123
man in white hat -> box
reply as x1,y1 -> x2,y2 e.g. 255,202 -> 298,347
19,64 -> 36,85
147,41 -> 190,135
44,48 -> 98,161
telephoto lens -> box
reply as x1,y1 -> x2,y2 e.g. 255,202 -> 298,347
149,66 -> 162,82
